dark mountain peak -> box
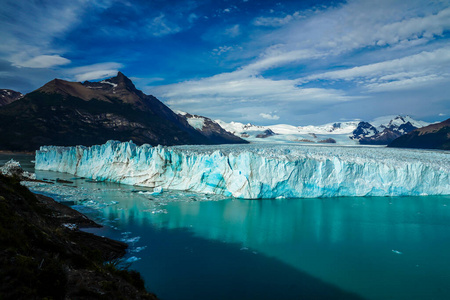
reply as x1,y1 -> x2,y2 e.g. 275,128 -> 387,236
116,71 -> 127,80
79,72 -> 148,108
105,72 -> 137,91
0,73 -> 221,150
351,121 -> 378,140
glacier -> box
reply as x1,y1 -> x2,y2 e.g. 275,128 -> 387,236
35,140 -> 450,199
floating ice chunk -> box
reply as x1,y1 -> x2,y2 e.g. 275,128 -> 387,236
131,246 -> 147,253
151,209 -> 168,214
125,256 -> 141,263
121,236 -> 141,244
153,186 -> 163,194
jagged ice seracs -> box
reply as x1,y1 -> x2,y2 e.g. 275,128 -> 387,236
35,141 -> 450,199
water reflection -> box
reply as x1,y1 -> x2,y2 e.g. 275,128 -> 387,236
102,195 -> 450,247
99,193 -> 450,300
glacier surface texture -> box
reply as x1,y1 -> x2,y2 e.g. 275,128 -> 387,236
35,140 -> 450,199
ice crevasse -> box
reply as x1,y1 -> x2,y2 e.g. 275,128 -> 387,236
35,140 -> 450,199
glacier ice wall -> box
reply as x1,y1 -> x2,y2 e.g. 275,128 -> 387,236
35,141 -> 450,199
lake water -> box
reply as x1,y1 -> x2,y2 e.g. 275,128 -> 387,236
2,153 -> 450,300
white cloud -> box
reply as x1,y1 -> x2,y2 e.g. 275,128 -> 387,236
225,25 -> 241,38
366,75 -> 445,92
373,7 -> 450,46
260,113 -> 280,120
212,46 -> 235,56
304,48 -> 450,91
253,12 -> 301,27
13,55 -> 71,68
74,70 -> 120,82
308,48 -> 450,80
249,0 -> 450,63
147,14 -> 181,37
156,72 -> 349,103
67,62 -> 124,82
243,48 -> 321,74
149,70 -> 354,123
0,1 -> 90,64
306,1 -> 450,53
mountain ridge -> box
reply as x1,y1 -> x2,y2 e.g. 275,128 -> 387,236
0,89 -> 23,106
388,118 -> 450,150
216,115 -> 430,145
0,72 -> 246,151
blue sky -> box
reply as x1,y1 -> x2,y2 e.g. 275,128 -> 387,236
0,0 -> 449,125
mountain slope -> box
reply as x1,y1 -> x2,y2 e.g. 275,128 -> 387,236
0,73 -> 218,151
357,116 -> 429,145
177,112 -> 247,144
388,118 -> 450,150
216,115 -> 429,145
0,89 -> 23,106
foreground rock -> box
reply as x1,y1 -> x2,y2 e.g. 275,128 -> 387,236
0,173 -> 158,299
0,159 -> 36,180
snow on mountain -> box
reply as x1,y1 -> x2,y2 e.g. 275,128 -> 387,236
357,115 -> 430,145
214,115 -> 428,146
0,89 -> 23,106
215,120 -> 360,145
350,122 -> 379,140
297,122 -> 359,135
187,116 -> 205,130
36,140 -> 450,199
371,115 -> 429,131
176,111 -> 247,144
389,118 -> 450,150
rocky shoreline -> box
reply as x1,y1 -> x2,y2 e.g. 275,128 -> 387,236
0,169 -> 158,299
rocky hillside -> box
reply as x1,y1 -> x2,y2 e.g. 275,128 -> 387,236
0,73 -> 240,151
177,112 -> 247,144
0,89 -> 23,106
388,118 -> 450,150
0,171 -> 157,299
353,116 -> 428,145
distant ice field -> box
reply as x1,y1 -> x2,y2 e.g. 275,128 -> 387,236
36,141 -> 450,199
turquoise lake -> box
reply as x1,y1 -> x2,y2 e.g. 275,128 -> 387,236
2,154 -> 450,299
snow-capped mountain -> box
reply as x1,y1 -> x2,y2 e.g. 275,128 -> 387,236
0,72 -> 241,151
357,115 -> 430,145
215,115 -> 429,145
350,122 -> 379,140
0,89 -> 23,106
389,118 -> 450,150
176,111 -> 247,144
371,115 -> 429,129
215,120 -> 360,145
